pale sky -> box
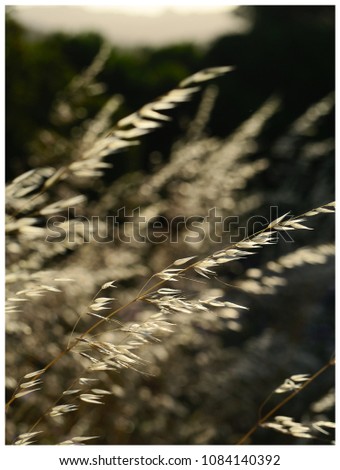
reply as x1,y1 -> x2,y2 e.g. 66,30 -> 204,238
12,4 -> 249,47
84,1 -> 235,15
11,1 -> 235,15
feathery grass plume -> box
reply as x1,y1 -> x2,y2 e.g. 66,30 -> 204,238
6,199 -> 334,443
150,202 -> 335,282
6,52 -> 334,445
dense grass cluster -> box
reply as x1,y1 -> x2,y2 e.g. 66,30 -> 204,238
5,47 -> 335,445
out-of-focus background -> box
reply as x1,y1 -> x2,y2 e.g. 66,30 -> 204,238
6,5 -> 335,181
6,4 -> 335,445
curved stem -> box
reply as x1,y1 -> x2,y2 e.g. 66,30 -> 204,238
6,203 -> 334,411
5,275 -> 171,410
237,357 -> 335,445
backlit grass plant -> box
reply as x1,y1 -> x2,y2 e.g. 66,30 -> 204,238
6,47 -> 335,445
